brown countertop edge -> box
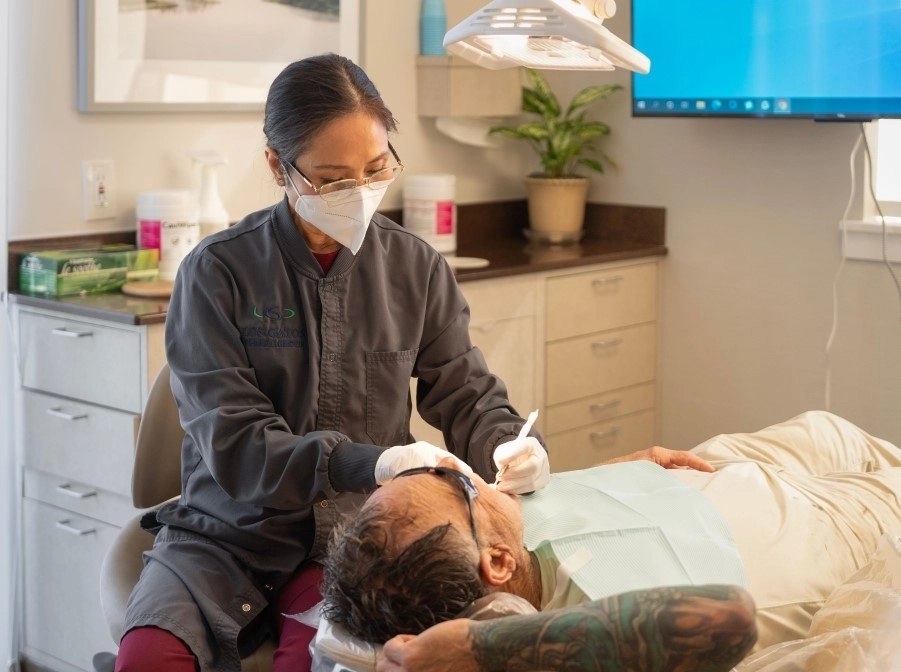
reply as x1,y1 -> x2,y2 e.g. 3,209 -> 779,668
8,199 -> 665,325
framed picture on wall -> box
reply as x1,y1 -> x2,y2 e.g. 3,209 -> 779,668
77,0 -> 360,112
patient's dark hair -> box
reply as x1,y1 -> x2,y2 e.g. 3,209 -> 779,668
321,501 -> 488,643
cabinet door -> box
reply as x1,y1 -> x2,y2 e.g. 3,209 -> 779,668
410,313 -> 537,447
23,498 -> 120,670
410,274 -> 539,448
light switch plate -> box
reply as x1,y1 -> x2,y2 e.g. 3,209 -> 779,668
81,159 -> 117,221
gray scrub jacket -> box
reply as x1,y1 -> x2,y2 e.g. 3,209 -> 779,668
124,198 -> 537,670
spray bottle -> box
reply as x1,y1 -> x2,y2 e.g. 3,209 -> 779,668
188,149 -> 230,239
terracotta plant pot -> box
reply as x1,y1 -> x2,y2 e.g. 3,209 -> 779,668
524,176 -> 589,243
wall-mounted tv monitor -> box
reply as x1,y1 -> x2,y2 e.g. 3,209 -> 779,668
631,1 -> 901,120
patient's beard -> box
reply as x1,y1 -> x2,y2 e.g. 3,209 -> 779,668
505,551 -> 542,610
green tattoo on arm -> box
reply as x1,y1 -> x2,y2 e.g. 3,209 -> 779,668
467,584 -> 757,672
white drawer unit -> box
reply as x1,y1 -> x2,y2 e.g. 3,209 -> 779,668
23,498 -> 122,672
12,303 -> 165,671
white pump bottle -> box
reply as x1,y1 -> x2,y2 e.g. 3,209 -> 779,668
188,150 -> 230,239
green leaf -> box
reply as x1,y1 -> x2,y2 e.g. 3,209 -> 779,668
488,122 -> 550,142
522,88 -> 556,119
575,121 -> 611,140
577,158 -> 606,174
565,84 -> 622,117
522,69 -> 560,118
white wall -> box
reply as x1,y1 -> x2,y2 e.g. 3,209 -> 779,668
7,0 -> 529,242
7,1 -> 900,454
576,5 -> 901,448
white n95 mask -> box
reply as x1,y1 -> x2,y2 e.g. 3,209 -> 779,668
292,185 -> 388,255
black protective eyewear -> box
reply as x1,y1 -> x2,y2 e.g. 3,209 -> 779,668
395,466 -> 480,547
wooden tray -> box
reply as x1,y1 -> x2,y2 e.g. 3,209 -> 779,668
120,280 -> 173,298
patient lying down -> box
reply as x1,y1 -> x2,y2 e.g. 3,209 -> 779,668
320,411 -> 901,672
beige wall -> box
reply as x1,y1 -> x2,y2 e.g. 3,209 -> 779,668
7,1 -> 900,448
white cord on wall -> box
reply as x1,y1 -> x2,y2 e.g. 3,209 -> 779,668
824,131 -> 862,411
825,124 -> 901,411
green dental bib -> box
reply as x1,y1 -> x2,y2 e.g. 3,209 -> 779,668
520,462 -> 746,609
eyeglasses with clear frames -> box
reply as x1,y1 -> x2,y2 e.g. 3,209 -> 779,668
283,142 -> 404,204
394,466 -> 480,547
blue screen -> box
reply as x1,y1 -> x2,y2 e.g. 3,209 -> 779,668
631,0 -> 901,119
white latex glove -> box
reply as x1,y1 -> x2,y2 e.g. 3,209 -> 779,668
493,436 -> 550,494
374,441 -> 473,486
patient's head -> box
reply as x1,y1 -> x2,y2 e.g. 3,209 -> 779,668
321,458 -> 529,642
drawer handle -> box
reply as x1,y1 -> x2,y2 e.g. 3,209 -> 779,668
472,321 -> 497,333
55,519 -> 97,536
591,338 -> 623,352
56,483 -> 98,499
590,427 -> 621,443
46,407 -> 88,421
592,275 -> 624,289
590,399 -> 622,414
51,327 -> 94,338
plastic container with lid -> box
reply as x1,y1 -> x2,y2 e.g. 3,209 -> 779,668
403,174 -> 457,254
136,190 -> 200,281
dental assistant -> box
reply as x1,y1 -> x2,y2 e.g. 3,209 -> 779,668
114,54 -> 549,672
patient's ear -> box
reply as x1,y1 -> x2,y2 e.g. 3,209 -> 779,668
479,543 -> 517,586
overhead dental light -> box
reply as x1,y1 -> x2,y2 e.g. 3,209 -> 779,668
443,0 -> 650,73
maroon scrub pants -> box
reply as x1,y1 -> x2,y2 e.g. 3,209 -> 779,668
115,563 -> 324,672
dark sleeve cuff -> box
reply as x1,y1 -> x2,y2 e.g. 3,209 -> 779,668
328,441 -> 385,493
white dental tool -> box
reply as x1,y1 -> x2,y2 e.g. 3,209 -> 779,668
494,409 -> 539,486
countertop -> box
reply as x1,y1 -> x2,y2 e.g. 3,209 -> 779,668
9,200 -> 666,326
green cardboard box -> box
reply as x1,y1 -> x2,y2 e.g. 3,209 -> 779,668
19,245 -> 160,297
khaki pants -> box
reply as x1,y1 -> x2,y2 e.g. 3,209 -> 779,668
670,411 -> 901,651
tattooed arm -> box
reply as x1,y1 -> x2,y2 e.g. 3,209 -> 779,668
377,584 -> 757,672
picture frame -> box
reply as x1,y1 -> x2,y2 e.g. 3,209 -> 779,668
77,0 -> 361,113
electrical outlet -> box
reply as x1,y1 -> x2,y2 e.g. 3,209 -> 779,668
82,159 -> 117,221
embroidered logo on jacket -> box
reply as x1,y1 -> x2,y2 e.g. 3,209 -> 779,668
252,305 -> 297,320
240,305 -> 303,348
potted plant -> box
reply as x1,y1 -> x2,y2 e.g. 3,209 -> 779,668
489,68 -> 622,243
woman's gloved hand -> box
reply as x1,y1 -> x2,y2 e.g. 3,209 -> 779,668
374,441 -> 472,485
493,437 -> 550,494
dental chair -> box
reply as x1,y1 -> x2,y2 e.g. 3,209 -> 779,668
97,363 -> 275,672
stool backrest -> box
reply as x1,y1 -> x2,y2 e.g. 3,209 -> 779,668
132,362 -> 184,508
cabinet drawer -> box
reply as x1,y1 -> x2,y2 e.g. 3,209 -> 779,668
546,323 -> 656,405
25,469 -> 137,528
546,263 -> 657,341
23,389 -> 138,498
463,275 -> 537,323
547,410 -> 656,472
18,310 -> 144,413
23,498 -> 121,671
544,383 -> 655,435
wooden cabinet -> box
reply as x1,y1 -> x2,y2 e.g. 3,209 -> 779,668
543,261 -> 660,471
411,258 -> 660,471
13,305 -> 164,672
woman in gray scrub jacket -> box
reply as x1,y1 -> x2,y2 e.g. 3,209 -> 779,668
113,54 -> 549,672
